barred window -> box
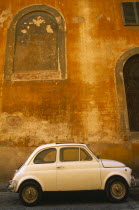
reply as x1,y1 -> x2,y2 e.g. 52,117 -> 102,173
121,2 -> 139,25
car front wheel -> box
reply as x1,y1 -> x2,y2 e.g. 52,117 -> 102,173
105,177 -> 129,202
19,181 -> 42,206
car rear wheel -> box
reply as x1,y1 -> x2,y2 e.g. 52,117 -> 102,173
19,181 -> 42,206
105,177 -> 129,202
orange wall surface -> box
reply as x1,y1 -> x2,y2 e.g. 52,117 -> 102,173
0,0 -> 139,183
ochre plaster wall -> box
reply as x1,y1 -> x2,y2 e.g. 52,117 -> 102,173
0,0 -> 139,183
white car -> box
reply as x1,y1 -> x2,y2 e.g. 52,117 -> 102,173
8,143 -> 136,206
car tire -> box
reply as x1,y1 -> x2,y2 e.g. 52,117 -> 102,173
19,181 -> 43,206
105,177 -> 129,202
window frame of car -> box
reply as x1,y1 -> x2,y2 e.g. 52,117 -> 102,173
33,147 -> 57,164
59,146 -> 93,162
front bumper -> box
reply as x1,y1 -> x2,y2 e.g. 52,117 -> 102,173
8,180 -> 17,192
131,175 -> 136,187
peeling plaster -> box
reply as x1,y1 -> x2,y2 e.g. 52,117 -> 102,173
32,16 -> 45,27
21,29 -> 27,34
56,16 -> 61,24
46,25 -> 53,33
72,16 -> 85,23
97,14 -> 103,20
0,9 -> 12,28
107,17 -> 111,22
97,14 -> 111,22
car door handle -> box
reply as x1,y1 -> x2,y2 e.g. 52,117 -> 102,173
57,166 -> 64,169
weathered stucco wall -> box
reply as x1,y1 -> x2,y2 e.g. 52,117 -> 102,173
0,0 -> 139,183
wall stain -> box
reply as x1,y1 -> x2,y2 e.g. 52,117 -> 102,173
1,79 -> 119,146
0,9 -> 12,28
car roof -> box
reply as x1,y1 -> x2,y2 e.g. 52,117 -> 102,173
35,143 -> 86,151
29,143 -> 86,156
24,143 -> 96,165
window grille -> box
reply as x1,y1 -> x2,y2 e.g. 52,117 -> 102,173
121,2 -> 139,25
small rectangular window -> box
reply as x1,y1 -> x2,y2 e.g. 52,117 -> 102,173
60,148 -> 79,162
60,147 -> 93,162
121,2 -> 139,25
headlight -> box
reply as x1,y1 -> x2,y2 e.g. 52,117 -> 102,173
8,180 -> 17,192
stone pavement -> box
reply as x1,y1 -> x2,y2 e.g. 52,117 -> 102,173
0,189 -> 139,210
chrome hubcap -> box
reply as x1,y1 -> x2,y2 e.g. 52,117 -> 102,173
111,182 -> 126,199
22,186 -> 38,203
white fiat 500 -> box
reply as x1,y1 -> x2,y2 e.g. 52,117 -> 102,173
8,143 -> 136,206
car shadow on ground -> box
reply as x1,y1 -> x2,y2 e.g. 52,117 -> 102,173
1,190 -> 136,209
42,190 -> 108,205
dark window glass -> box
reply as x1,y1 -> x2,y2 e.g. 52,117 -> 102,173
121,2 -> 139,25
136,2 -> 139,17
123,54 -> 139,131
60,147 -> 93,162
34,148 -> 56,164
60,148 -> 79,162
122,2 -> 136,25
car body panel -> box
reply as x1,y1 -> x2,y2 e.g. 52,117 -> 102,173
101,159 -> 126,168
56,160 -> 101,191
99,167 -> 132,189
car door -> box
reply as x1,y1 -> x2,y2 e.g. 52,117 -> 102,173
57,146 -> 101,191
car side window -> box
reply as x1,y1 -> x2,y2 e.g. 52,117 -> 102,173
80,148 -> 92,161
60,148 -> 79,162
34,148 -> 56,164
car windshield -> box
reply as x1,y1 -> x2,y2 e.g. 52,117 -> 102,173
87,145 -> 100,159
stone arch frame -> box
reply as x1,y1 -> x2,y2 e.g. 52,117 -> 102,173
4,5 -> 66,81
115,47 -> 139,140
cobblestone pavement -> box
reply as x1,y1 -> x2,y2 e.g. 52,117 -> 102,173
0,189 -> 139,210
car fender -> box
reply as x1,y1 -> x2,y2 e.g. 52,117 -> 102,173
16,175 -> 45,192
100,171 -> 130,190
